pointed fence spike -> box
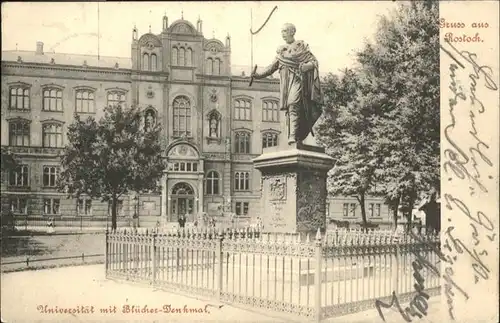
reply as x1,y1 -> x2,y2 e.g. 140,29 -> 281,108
315,228 -> 322,241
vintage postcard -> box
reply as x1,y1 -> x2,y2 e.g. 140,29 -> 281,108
1,1 -> 498,322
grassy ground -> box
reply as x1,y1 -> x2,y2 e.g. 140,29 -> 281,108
1,231 -> 105,272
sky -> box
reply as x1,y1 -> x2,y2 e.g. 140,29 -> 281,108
1,1 -> 399,74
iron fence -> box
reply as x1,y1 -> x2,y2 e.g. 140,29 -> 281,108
105,227 -> 441,321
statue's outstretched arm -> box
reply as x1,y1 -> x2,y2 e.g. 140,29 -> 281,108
254,59 -> 279,79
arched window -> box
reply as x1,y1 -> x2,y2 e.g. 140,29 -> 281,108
234,172 -> 250,191
172,47 -> 178,65
235,132 -> 251,153
205,171 -> 220,195
262,100 -> 279,122
172,182 -> 194,195
262,132 -> 278,148
213,59 -> 221,75
186,48 -> 192,66
143,53 -> 149,71
42,88 -> 63,111
234,99 -> 251,120
206,58 -> 213,74
42,123 -> 63,148
150,54 -> 157,71
9,120 -> 30,146
173,96 -> 191,137
179,47 -> 185,66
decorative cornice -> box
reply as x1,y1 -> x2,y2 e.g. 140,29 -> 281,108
41,83 -> 65,90
7,81 -> 31,88
40,118 -> 65,125
260,128 -> 281,134
1,61 -> 132,75
261,96 -> 279,102
233,127 -> 253,133
5,116 -> 32,123
73,85 -> 97,92
105,87 -> 128,93
233,94 -> 253,101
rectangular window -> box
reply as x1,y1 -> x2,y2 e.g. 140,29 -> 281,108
107,91 -> 126,107
235,132 -> 251,154
9,122 -> 30,147
369,203 -> 374,217
262,133 -> 278,148
43,199 -> 60,215
262,101 -> 279,122
77,199 -> 92,216
342,203 -> 349,217
43,166 -> 59,187
9,165 -> 29,187
10,87 -> 30,111
234,172 -> 250,191
349,203 -> 356,217
108,200 -> 124,217
234,99 -> 251,121
376,203 -> 381,217
75,90 -> 95,113
235,202 -> 249,216
10,197 -> 28,214
42,88 -> 63,112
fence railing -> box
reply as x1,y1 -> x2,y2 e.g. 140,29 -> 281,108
105,227 -> 441,321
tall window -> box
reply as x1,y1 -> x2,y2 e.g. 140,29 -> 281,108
205,171 -> 220,195
179,48 -> 185,66
9,87 -> 30,110
262,132 -> 278,148
186,49 -> 192,66
151,54 -> 157,71
235,202 -> 249,216
43,166 -> 59,187
107,91 -> 126,107
234,99 -> 251,120
213,59 -> 221,75
350,203 -> 356,217
10,197 -> 28,214
342,203 -> 349,217
173,96 -> 191,137
42,88 -> 63,111
234,172 -> 250,191
43,199 -> 60,215
369,203 -> 381,217
235,132 -> 250,153
108,200 -> 124,217
9,121 -> 30,146
78,198 -> 92,216
143,53 -> 150,70
172,47 -> 178,65
42,123 -> 63,148
9,165 -> 29,187
75,90 -> 95,113
262,100 -> 279,122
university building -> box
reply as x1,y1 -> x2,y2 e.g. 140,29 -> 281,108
1,15 -> 390,227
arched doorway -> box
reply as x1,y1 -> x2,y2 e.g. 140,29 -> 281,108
171,182 -> 195,221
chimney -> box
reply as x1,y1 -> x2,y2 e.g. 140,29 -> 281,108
36,41 -> 44,55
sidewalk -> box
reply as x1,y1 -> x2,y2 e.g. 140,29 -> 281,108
1,264 -> 441,323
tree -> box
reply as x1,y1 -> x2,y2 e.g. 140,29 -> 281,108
317,69 -> 382,230
1,147 -> 18,173
356,0 -> 440,231
58,105 -> 167,230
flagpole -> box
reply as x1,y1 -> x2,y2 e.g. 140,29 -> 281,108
250,8 -> 253,74
97,2 -> 100,66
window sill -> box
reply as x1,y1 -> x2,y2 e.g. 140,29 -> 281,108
233,119 -> 252,122
262,120 -> 280,123
41,110 -> 64,113
75,111 -> 96,115
8,108 -> 30,112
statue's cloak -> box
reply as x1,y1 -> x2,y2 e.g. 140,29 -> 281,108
276,40 -> 323,141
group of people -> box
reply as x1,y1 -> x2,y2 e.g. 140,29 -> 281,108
177,213 -> 216,229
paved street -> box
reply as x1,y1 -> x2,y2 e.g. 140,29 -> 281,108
1,264 -> 443,323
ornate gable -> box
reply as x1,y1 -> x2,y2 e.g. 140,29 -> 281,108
138,33 -> 162,48
204,39 -> 224,53
169,21 -> 197,35
168,143 -> 199,158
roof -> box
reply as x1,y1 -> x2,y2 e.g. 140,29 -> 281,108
2,50 -> 132,69
2,50 -> 328,78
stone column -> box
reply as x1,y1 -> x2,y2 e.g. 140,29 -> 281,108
160,173 -> 167,223
253,142 -> 334,236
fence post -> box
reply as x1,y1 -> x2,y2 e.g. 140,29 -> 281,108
216,229 -> 224,300
392,231 -> 400,295
314,228 -> 322,323
105,230 -> 109,276
151,231 -> 157,285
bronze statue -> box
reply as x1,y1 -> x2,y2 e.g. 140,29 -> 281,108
252,23 -> 323,145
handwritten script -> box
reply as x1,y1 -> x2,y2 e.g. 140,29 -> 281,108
440,36 -> 497,321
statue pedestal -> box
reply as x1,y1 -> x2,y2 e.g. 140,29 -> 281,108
253,142 -> 334,236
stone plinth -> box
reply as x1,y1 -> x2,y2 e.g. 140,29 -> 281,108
253,142 -> 334,235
